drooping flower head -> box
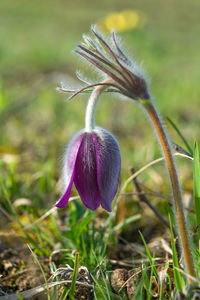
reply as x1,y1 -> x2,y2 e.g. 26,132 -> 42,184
56,77 -> 121,212
56,127 -> 121,212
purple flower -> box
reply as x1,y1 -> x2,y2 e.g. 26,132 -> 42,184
56,127 -> 121,212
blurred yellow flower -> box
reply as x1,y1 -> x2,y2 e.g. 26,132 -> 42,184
98,10 -> 145,33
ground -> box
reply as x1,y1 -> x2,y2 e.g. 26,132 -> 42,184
0,0 -> 200,299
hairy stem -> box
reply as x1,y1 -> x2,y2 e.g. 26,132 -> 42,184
143,101 -> 195,284
85,83 -> 108,132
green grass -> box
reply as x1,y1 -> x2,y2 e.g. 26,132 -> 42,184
168,214 -> 185,292
1,0 -> 200,298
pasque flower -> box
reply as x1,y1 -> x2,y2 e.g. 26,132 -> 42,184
57,27 -> 196,282
56,85 -> 121,212
56,127 -> 120,211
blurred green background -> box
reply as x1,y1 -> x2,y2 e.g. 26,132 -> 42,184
0,0 -> 200,209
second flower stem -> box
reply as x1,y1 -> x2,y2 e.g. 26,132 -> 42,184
143,101 -> 195,284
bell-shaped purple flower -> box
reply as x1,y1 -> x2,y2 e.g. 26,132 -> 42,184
56,127 -> 121,212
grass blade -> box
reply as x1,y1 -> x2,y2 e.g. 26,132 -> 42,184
68,251 -> 80,299
27,244 -> 51,300
168,214 -> 184,292
193,141 -> 200,239
91,274 -> 107,300
166,117 -> 193,155
133,273 -> 145,300
139,231 -> 158,278
112,214 -> 141,232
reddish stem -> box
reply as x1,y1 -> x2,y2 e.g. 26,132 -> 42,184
143,101 -> 195,284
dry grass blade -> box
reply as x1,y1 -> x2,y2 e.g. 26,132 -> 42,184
174,267 -> 200,284
0,268 -> 38,284
116,152 -> 193,209
24,196 -> 80,230
131,168 -> 170,228
0,280 -> 93,300
0,205 -> 15,222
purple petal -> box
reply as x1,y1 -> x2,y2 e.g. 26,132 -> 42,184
56,131 -> 84,208
93,128 -> 121,212
74,133 -> 101,210
55,171 -> 75,208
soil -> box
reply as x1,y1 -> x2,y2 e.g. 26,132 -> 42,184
0,233 -> 94,299
0,233 -> 48,296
